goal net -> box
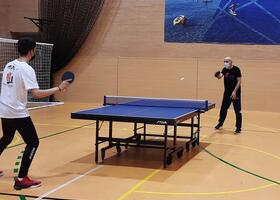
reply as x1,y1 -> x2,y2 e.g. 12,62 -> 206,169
0,37 -> 53,102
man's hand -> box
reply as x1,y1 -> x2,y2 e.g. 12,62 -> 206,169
31,80 -> 71,99
231,91 -> 237,100
58,80 -> 71,92
214,71 -> 221,78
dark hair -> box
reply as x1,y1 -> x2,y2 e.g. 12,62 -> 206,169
17,37 -> 36,56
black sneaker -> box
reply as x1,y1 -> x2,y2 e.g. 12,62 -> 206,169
234,129 -> 241,134
0,170 -> 3,176
215,123 -> 223,129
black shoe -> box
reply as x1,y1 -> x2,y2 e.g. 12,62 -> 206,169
234,128 -> 241,134
215,123 -> 223,129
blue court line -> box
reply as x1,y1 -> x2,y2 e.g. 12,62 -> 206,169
255,2 -> 280,25
217,7 -> 277,44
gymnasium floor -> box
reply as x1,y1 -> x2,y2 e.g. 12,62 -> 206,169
0,102 -> 279,200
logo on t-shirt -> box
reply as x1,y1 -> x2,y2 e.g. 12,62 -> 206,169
6,72 -> 13,84
6,65 -> 14,85
224,72 -> 234,80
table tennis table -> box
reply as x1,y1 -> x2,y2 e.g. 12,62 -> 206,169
71,96 -> 215,168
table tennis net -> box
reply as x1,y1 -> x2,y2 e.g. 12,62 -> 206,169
104,96 -> 209,110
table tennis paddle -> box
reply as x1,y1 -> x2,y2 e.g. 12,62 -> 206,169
214,71 -> 220,78
61,71 -> 75,83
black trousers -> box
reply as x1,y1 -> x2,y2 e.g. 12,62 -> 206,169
0,117 -> 39,178
218,93 -> 242,129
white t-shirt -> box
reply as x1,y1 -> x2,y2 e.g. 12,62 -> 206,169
0,59 -> 39,118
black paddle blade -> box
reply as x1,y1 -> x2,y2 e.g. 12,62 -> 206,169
61,71 -> 75,83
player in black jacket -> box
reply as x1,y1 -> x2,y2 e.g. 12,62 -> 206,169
214,57 -> 242,134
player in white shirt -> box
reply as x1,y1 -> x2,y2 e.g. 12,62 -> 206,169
0,37 -> 70,190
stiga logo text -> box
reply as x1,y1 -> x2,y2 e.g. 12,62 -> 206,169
157,121 -> 167,124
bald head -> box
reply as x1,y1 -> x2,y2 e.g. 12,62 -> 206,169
224,56 -> 232,62
224,56 -> 233,69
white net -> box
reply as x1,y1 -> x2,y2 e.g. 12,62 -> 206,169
0,38 -> 53,102
104,96 -> 209,110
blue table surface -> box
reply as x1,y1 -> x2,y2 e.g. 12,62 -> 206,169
73,105 -> 198,120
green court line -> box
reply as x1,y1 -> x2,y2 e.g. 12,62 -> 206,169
0,192 -> 76,200
13,150 -> 25,200
201,146 -> 280,185
6,123 -> 95,200
6,122 -> 95,149
14,150 -> 24,174
1,122 -> 95,200
6,122 -> 95,200
19,195 -> 26,200
5,121 -> 279,198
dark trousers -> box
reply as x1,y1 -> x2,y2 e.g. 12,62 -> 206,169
218,93 -> 242,129
0,117 -> 39,178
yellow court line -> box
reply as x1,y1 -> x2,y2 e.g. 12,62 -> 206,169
202,140 -> 280,160
7,132 -> 21,147
134,181 -> 279,196
116,112 -> 280,198
35,123 -> 94,129
117,169 -> 160,200
132,140 -> 280,197
246,123 -> 279,133
130,133 -> 280,197
206,113 -> 279,133
199,119 -> 280,160
4,123 -> 93,147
